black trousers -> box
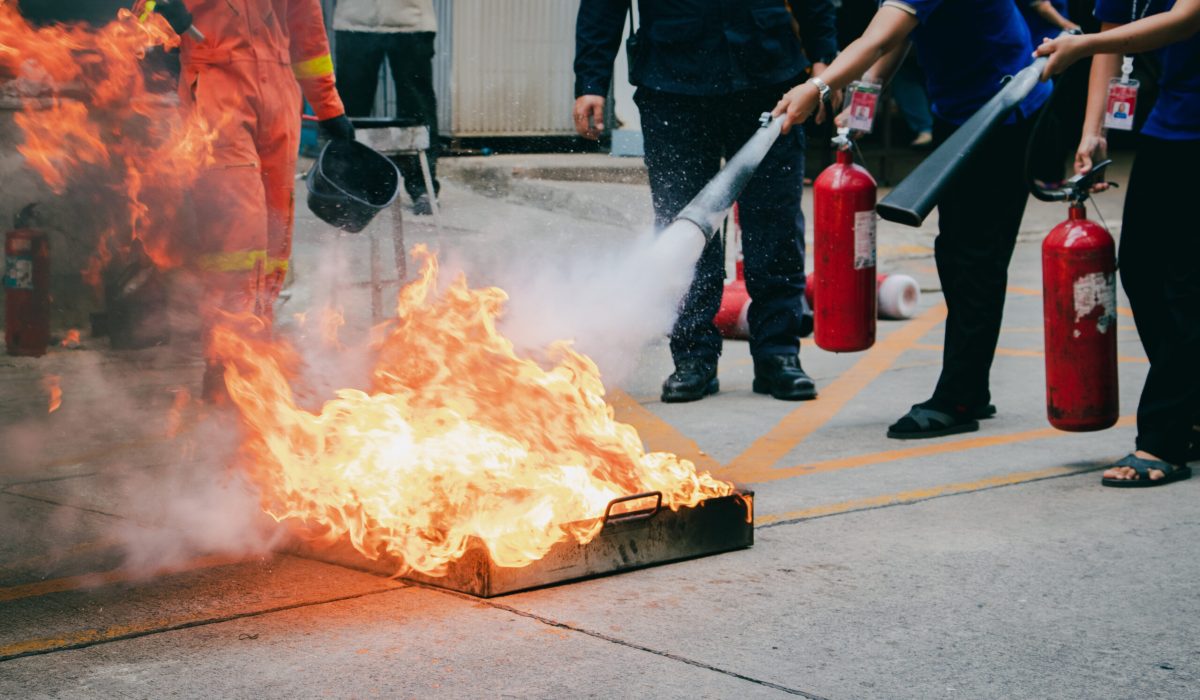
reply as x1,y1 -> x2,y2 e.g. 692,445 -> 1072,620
929,114 -> 1035,410
635,85 -> 810,364
334,30 -> 440,203
1120,135 -> 1200,464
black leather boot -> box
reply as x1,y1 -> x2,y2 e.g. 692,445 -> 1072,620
661,359 -> 718,403
752,355 -> 817,401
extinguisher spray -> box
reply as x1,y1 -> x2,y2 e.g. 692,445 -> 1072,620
812,127 -> 877,352
1037,161 -> 1119,431
4,204 -> 50,357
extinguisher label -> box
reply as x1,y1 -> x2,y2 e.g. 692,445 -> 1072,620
853,210 -> 877,270
4,254 -> 34,290
1073,272 -> 1117,333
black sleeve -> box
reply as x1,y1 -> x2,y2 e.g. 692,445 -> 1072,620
790,0 -> 840,65
574,0 -> 630,97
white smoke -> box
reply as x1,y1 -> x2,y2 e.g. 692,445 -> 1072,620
493,221 -> 705,384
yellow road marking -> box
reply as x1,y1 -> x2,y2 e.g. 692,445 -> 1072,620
609,389 -> 721,473
0,554 -> 244,604
0,583 -> 403,661
717,303 -> 947,482
755,465 -> 1097,526
1006,285 -> 1042,296
734,415 -> 1136,484
913,343 -> 1147,364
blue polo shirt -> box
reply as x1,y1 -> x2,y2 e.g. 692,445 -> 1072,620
1020,0 -> 1072,46
1095,0 -> 1200,140
883,0 -> 1052,125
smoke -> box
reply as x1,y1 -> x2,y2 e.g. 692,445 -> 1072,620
491,221 -> 706,384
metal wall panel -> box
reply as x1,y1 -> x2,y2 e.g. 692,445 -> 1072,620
446,0 -> 580,136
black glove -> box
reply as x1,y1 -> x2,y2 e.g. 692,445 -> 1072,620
319,114 -> 356,142
154,0 -> 194,36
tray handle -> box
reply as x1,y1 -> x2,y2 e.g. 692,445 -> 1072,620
602,491 -> 663,525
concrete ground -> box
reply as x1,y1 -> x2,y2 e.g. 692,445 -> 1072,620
3,151 -> 1196,700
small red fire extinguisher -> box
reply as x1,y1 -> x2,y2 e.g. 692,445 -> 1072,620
812,128 -> 877,352
1038,161 -> 1118,431
4,204 -> 50,357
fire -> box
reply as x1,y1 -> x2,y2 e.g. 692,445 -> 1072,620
60,328 -> 81,348
1,2 -> 217,287
43,374 -> 61,413
212,247 -> 733,575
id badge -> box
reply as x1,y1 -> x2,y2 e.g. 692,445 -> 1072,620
1104,78 -> 1139,131
845,80 -> 881,134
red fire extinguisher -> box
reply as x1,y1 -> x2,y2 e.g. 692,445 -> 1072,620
1038,161 -> 1118,431
812,128 -> 877,352
4,204 -> 50,357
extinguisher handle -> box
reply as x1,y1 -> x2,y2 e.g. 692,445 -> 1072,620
1030,159 -> 1116,203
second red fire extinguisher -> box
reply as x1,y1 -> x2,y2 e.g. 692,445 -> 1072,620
812,128 -> 877,352
4,204 -> 50,357
1038,161 -> 1119,432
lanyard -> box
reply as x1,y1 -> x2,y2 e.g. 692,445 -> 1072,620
1131,0 -> 1153,21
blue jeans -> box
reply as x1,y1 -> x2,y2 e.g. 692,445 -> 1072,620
635,84 -> 810,364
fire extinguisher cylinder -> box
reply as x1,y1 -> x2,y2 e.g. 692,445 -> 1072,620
812,129 -> 877,352
1040,164 -> 1119,431
4,217 -> 51,357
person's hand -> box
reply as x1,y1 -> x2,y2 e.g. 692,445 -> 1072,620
154,0 -> 195,36
573,95 -> 606,140
1075,133 -> 1111,192
772,82 -> 821,134
319,114 -> 356,141
1034,34 -> 1089,80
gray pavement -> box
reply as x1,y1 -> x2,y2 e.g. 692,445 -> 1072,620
2,151 -> 1195,700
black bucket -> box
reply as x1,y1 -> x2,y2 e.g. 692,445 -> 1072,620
306,139 -> 400,233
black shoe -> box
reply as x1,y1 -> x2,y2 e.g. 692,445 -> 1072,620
752,355 -> 817,401
661,359 -> 718,403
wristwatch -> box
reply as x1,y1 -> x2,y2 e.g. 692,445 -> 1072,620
807,76 -> 831,103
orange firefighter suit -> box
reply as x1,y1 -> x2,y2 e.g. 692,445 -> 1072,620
168,0 -> 345,396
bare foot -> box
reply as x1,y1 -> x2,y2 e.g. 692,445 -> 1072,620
1103,450 -> 1168,482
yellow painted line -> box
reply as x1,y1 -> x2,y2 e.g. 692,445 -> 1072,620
608,389 -> 722,473
913,343 -> 1147,364
0,554 -> 244,604
755,464 -> 1096,526
0,583 -> 403,661
1005,285 -> 1042,296
733,415 -> 1135,485
717,303 -> 947,482
1117,306 -> 1133,318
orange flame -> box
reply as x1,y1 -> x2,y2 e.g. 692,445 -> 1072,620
1,3 -> 216,287
212,247 -> 733,575
43,374 -> 62,413
60,328 -> 81,348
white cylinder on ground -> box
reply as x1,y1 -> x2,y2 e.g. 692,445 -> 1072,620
877,274 -> 920,320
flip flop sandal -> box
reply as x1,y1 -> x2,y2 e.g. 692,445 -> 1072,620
887,404 -> 980,440
1101,454 -> 1192,488
973,404 -> 997,420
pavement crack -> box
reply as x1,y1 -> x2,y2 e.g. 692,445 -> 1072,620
1,490 -> 126,520
417,583 -> 829,699
0,585 -> 403,664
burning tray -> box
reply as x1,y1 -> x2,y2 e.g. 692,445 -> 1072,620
290,490 -> 753,598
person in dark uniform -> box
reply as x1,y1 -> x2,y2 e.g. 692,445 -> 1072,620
573,0 -> 838,403
1036,0 -> 1200,486
773,0 -> 1052,439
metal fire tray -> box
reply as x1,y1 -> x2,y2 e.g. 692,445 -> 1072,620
290,490 -> 753,598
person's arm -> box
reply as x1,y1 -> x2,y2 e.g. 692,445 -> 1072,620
287,0 -> 352,138
1073,22 -> 1122,180
1032,0 -> 1081,32
572,0 -> 628,140
772,4 -> 918,133
1035,0 -> 1200,77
